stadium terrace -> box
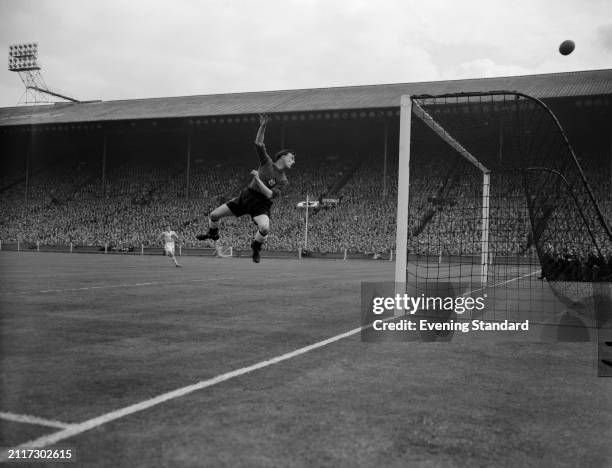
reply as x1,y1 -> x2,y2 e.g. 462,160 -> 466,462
0,69 -> 611,258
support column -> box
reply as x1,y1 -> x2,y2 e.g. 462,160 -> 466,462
304,193 -> 309,250
24,140 -> 30,204
186,130 -> 192,199
498,118 -> 503,165
383,120 -> 388,198
101,132 -> 107,197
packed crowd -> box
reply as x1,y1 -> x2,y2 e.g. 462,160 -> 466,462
1,151 -> 611,260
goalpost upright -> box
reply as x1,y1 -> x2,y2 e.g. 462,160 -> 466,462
394,96 -> 412,290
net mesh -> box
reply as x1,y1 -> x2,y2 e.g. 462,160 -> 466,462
405,92 -> 612,333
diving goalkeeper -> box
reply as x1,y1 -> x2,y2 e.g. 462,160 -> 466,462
196,114 -> 296,263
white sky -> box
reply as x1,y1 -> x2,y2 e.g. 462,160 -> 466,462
0,0 -> 610,108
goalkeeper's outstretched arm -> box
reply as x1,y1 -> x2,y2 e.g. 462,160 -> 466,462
254,114 -> 270,165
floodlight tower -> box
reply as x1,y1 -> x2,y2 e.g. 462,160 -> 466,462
8,42 -> 78,104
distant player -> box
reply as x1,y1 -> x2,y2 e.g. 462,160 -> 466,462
196,114 -> 296,263
158,226 -> 182,267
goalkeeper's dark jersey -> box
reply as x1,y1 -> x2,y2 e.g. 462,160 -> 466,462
248,143 -> 288,199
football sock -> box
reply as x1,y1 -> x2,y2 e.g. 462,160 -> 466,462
251,240 -> 262,263
254,230 -> 267,245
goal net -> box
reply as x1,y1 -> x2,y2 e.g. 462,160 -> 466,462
395,92 -> 612,340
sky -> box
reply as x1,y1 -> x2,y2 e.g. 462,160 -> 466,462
0,0 -> 610,108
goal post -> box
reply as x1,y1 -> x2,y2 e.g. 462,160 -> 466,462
394,95 -> 411,289
392,91 -> 612,342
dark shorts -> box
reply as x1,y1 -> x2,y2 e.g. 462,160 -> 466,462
226,188 -> 272,219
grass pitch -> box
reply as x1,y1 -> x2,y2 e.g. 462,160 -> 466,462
1,252 -> 611,467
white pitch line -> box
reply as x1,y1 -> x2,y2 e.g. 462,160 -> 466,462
30,269 -> 540,295
466,269 -> 541,296
10,322 -> 380,452
3,270 -> 366,295
488,269 -> 541,288
0,412 -> 74,429
30,277 -> 236,294
6,268 -> 540,455
40,282 -> 158,293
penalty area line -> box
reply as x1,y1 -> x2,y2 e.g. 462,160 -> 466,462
3,272 -> 348,295
465,269 -> 541,296
40,282 -> 158,293
28,277 -> 237,294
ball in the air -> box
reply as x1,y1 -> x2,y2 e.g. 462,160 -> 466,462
559,40 -> 575,56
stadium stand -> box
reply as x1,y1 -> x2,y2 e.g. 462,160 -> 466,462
1,149 -> 610,257
0,70 -> 610,259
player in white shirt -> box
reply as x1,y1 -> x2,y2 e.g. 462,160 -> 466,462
158,226 -> 182,267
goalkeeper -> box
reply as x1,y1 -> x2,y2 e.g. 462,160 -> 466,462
196,114 -> 296,263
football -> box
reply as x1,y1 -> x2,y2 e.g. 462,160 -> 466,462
559,40 -> 575,56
